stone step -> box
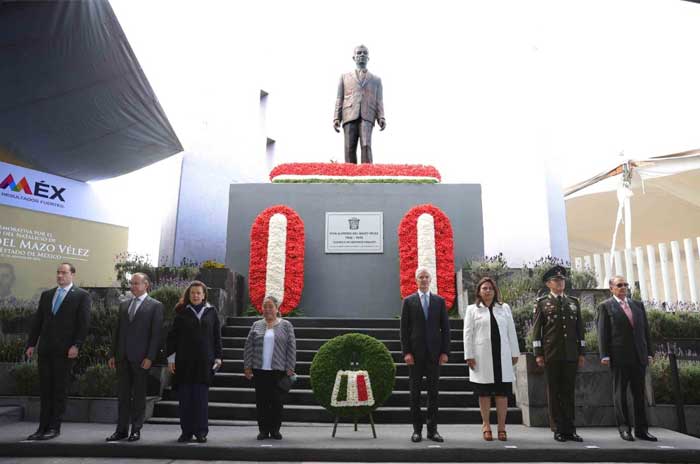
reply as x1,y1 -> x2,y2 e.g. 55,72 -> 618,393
212,373 -> 474,391
222,337 -> 466,352
161,387 -> 516,408
226,317 -> 464,329
222,348 -> 467,364
152,401 -> 522,424
0,406 -> 23,425
222,326 -> 464,340
219,360 -> 469,377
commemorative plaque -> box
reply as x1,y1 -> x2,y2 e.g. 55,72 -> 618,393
325,212 -> 383,253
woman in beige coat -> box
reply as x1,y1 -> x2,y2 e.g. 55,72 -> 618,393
463,277 -> 520,441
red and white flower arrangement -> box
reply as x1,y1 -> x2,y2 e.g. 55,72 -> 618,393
269,163 -> 441,183
330,370 -> 375,407
398,204 -> 455,309
249,205 -> 305,315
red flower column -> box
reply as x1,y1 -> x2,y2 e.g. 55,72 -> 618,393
249,205 -> 305,315
398,204 -> 455,309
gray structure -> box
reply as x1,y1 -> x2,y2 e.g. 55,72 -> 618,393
226,183 -> 483,318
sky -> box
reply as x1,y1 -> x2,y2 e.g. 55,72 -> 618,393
97,0 -> 700,263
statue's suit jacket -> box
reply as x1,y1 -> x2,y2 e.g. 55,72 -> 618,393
334,71 -> 385,126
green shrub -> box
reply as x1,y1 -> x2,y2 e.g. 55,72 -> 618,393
585,330 -> 599,353
310,333 -> 395,419
0,336 -> 26,362
149,285 -> 187,364
114,252 -> 155,291
0,305 -> 36,334
647,310 -> 700,349
650,356 -> 700,405
11,362 -> 39,395
149,285 -> 183,323
77,364 -> 118,397
462,255 -> 598,306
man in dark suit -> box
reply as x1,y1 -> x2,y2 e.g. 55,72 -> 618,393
333,44 -> 386,164
400,267 -> 450,443
106,272 -> 164,442
25,263 -> 91,440
598,275 -> 657,442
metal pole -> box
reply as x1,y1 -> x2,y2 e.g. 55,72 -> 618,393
668,353 -> 687,434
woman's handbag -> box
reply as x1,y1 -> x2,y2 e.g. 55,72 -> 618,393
277,373 -> 296,393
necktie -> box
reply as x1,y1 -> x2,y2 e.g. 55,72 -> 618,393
620,299 -> 635,328
128,298 -> 138,322
421,293 -> 429,320
52,288 -> 65,314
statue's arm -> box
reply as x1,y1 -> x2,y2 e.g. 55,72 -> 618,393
376,78 -> 385,129
333,75 -> 344,124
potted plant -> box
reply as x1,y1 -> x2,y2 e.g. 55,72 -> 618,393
196,260 -> 230,289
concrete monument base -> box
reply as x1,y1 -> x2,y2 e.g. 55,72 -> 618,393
225,183 -> 484,318
515,353 -> 655,428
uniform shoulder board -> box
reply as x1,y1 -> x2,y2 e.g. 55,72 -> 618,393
535,295 -> 548,302
567,295 -> 580,303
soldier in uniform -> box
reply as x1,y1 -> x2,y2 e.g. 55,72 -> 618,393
532,265 -> 586,442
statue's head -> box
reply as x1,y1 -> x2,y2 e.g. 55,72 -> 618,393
353,45 -> 369,68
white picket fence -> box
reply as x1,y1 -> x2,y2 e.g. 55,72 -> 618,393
573,237 -> 700,304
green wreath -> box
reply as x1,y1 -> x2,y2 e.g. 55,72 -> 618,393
310,333 -> 396,418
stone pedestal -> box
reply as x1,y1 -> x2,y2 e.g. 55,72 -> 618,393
225,183 -> 484,318
515,353 -> 654,427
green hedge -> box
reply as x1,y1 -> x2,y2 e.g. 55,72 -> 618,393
310,333 -> 395,419
77,364 -> 118,397
511,306 -> 700,354
650,356 -> 700,405
0,336 -> 25,363
11,362 -> 39,396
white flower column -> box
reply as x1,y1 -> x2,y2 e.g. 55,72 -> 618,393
265,213 -> 287,304
417,213 -> 438,294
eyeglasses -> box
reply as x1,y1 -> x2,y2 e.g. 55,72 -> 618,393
615,282 -> 629,288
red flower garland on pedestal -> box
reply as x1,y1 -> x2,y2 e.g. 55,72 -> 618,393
249,205 -> 305,315
269,163 -> 442,182
398,204 -> 455,309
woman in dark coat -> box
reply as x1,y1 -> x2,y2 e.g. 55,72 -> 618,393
166,280 -> 223,443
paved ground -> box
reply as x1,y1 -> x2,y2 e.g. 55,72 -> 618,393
0,460 -> 666,464
0,422 -> 699,462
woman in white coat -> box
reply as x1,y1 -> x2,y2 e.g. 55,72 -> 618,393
464,277 -> 520,441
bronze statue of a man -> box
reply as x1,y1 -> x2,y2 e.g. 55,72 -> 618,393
333,45 -> 386,164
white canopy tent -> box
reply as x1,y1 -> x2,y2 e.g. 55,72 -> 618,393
564,150 -> 700,303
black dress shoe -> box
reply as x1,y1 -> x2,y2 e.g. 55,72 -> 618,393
27,429 -> 45,441
635,431 -> 658,441
39,429 -> 60,440
177,433 -> 192,443
411,432 -> 422,443
553,432 -> 567,442
127,430 -> 141,442
567,432 -> 583,442
257,432 -> 268,440
195,434 -> 207,443
270,431 -> 282,440
106,431 -> 128,442
619,429 -> 635,441
427,432 -> 444,442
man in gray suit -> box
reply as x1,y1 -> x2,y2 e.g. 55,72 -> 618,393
106,273 -> 164,442
333,44 -> 386,164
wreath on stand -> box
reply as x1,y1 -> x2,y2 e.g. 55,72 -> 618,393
310,333 -> 395,438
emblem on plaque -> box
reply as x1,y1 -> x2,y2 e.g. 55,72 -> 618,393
348,217 -> 360,230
